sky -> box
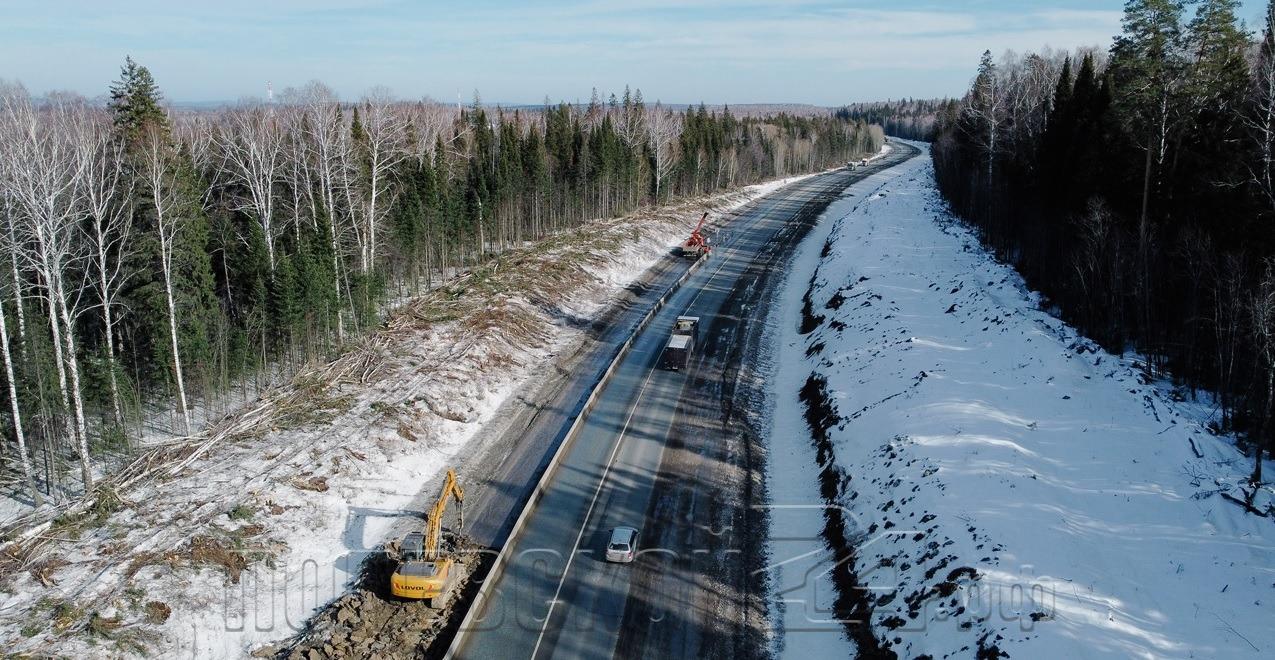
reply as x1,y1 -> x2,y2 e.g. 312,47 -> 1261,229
0,0 -> 1270,107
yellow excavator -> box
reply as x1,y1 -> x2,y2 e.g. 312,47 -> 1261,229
390,468 -> 465,607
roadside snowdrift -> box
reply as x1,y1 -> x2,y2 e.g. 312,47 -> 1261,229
766,147 -> 1275,658
0,172 -> 817,658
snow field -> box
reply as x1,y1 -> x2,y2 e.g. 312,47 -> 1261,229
0,170 -> 823,659
765,146 -> 1275,659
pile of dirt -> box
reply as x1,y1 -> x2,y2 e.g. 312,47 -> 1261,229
273,590 -> 435,660
274,534 -> 483,660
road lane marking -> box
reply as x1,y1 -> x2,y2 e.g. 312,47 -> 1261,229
454,154 -> 921,658
523,168 -> 882,658
527,185 -> 787,658
529,346 -> 665,658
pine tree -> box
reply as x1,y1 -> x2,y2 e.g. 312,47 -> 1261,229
1110,0 -> 1186,226
1179,0 -> 1250,197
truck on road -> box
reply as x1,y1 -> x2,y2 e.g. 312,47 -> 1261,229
679,212 -> 711,259
660,316 -> 699,371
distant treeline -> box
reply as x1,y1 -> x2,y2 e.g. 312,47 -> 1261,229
0,60 -> 885,505
838,99 -> 952,141
933,0 -> 1275,485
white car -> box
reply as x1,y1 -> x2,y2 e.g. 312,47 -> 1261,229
605,526 -> 639,563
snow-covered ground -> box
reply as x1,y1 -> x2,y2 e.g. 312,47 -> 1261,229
0,170 -> 828,658
764,144 -> 1275,659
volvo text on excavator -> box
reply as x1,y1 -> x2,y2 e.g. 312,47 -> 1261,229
390,468 -> 465,608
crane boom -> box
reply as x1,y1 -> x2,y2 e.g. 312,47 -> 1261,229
680,212 -> 712,259
692,211 -> 708,234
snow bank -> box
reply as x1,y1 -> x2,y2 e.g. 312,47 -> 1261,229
765,145 -> 1275,659
0,171 -> 821,658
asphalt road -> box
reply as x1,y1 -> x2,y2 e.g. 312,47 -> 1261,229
452,144 -> 920,659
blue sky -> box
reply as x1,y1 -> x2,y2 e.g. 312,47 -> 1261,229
0,1 -> 1269,106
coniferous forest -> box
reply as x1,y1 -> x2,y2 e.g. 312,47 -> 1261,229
839,99 -> 949,142
932,0 -> 1275,485
0,60 -> 884,504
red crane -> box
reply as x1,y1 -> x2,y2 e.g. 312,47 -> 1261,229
681,212 -> 711,259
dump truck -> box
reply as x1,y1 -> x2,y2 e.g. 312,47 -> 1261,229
660,316 -> 699,370
390,468 -> 465,608
679,212 -> 711,259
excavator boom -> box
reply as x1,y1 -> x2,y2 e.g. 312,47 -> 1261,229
425,469 -> 464,560
390,468 -> 465,604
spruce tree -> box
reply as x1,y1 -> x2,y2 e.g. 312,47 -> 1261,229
108,56 -> 166,146
270,253 -> 302,355
1041,57 -> 1075,203
1053,57 -> 1074,116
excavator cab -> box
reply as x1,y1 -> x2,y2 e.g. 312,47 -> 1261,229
390,470 -> 464,608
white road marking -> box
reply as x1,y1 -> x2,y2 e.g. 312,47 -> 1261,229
525,171 -> 866,658
527,187 -> 782,658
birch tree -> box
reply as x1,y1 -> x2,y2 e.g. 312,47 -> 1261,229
0,265 -> 40,505
1250,258 -> 1275,486
83,113 -> 134,429
138,124 -> 193,435
0,94 -> 42,506
297,82 -> 349,340
648,104 -> 681,202
1247,0 -> 1275,213
217,104 -> 285,272
962,50 -> 1007,184
354,88 -> 407,272
0,89 -> 94,490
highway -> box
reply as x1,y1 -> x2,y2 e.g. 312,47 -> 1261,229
451,143 -> 920,659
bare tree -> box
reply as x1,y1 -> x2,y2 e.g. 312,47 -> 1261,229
0,264 -> 40,505
82,112 -> 135,429
216,103 -> 285,272
295,81 -> 350,341
962,50 -> 1006,184
174,114 -> 219,210
1246,3 -> 1275,215
1005,52 -> 1058,153
648,104 -> 681,203
0,87 -> 95,490
138,124 -> 193,435
0,96 -> 42,505
1250,257 -> 1275,486
354,88 -> 407,272
402,99 -> 454,165
1211,253 -> 1246,428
